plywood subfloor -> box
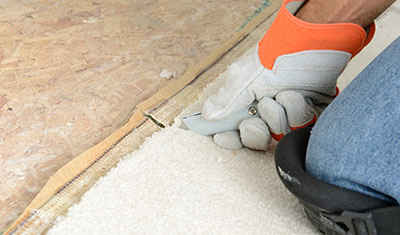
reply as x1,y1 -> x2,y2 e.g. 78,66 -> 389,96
0,0 -> 264,230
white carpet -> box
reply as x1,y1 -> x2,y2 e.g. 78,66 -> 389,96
47,3 -> 400,233
48,126 -> 316,235
48,49 -> 317,234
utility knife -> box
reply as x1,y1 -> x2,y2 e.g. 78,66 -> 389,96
181,101 -> 260,136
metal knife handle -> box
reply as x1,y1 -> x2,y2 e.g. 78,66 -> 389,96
181,101 -> 260,136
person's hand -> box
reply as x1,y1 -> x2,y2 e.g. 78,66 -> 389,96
202,46 -> 332,150
201,0 -> 375,150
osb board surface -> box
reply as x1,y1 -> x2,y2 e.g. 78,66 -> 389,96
6,6 -> 280,233
0,0 -> 263,230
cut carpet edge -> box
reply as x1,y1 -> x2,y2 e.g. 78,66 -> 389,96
47,59 -> 316,235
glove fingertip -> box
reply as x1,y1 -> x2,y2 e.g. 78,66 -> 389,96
214,131 -> 243,150
239,118 -> 271,151
275,91 -> 317,130
290,114 -> 317,131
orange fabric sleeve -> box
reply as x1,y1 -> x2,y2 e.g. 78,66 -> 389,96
258,0 -> 375,70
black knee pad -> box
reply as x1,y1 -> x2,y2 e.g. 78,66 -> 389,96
274,127 -> 400,235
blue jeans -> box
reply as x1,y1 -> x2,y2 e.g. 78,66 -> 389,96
306,37 -> 400,204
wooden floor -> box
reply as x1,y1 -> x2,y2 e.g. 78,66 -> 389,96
0,0 -> 264,230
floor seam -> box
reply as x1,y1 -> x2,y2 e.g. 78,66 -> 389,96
142,113 -> 166,129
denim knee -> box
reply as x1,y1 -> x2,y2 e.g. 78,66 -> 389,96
305,37 -> 400,203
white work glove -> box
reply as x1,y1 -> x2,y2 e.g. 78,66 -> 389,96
202,46 -> 333,150
201,0 -> 374,150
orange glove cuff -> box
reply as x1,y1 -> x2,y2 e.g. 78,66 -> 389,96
258,0 -> 375,70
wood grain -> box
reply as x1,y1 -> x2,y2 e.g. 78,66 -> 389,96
0,0 -> 277,231
0,0 -> 261,231
5,1 -> 282,232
